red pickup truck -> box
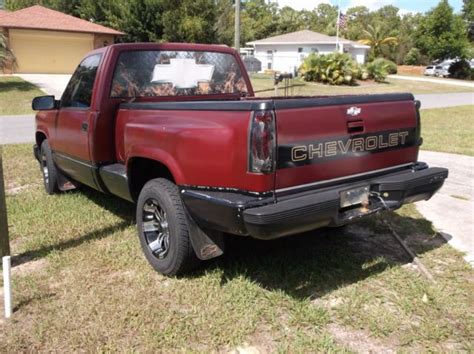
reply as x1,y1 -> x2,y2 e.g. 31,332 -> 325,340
32,43 -> 448,275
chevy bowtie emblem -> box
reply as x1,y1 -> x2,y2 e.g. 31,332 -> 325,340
347,106 -> 362,116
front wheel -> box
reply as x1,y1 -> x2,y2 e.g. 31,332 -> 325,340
136,178 -> 199,276
40,140 -> 60,195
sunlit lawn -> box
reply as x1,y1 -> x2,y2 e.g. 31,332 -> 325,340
0,76 -> 44,115
0,144 -> 472,351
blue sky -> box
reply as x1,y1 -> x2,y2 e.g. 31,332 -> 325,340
274,0 -> 463,14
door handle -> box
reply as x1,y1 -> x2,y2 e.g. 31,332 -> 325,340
347,120 -> 364,134
81,122 -> 88,132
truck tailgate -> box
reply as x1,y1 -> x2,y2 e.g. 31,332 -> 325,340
274,94 -> 419,190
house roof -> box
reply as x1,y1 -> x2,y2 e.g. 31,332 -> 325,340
0,5 -> 124,35
247,30 -> 369,48
0,9 -> 9,18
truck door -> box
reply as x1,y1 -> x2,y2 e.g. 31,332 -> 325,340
53,54 -> 101,188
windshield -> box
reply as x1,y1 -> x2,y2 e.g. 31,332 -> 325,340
111,50 -> 248,98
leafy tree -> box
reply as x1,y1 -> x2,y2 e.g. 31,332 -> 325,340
309,3 -> 338,35
276,6 -> 306,34
5,0 -> 80,14
215,0 -> 234,46
122,0 -> 164,42
359,24 -> 398,58
243,0 -> 278,41
462,0 -> 474,22
162,0 -> 216,43
462,0 -> 474,41
344,6 -> 372,40
404,47 -> 421,65
415,0 -> 469,61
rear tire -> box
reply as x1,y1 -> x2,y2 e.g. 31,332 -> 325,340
136,178 -> 199,276
40,140 -> 60,195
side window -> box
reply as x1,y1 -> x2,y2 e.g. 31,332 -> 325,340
61,54 -> 101,108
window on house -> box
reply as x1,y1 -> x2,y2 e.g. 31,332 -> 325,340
298,47 -> 303,53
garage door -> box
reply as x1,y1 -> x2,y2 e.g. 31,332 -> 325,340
9,29 -> 94,74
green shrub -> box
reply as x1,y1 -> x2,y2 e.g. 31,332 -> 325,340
366,60 -> 389,82
404,48 -> 421,65
357,66 -> 369,80
299,52 -> 359,85
371,58 -> 397,74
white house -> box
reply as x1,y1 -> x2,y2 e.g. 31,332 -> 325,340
247,30 -> 370,74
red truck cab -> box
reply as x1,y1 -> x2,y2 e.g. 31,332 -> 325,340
32,43 -> 448,275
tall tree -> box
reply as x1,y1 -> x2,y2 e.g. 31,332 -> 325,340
162,0 -> 216,43
462,0 -> 474,41
5,0 -> 80,14
215,0 -> 234,46
359,24 -> 398,58
309,3 -> 338,35
462,0 -> 474,22
415,0 -> 469,60
123,0 -> 164,42
344,6 -> 372,40
276,6 -> 306,34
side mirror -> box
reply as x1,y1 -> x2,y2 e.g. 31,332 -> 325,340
32,95 -> 57,111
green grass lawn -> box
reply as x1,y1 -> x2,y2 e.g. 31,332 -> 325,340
420,105 -> 474,156
0,144 -> 472,351
0,76 -> 44,115
251,74 -> 474,97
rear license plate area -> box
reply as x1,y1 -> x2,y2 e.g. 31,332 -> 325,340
340,186 -> 369,208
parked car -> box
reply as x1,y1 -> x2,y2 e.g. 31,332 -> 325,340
424,65 -> 436,76
31,42 -> 448,276
434,64 -> 451,78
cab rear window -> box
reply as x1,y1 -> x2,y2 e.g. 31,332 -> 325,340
110,50 -> 248,98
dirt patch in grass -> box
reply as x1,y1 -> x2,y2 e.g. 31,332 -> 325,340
328,323 -> 399,352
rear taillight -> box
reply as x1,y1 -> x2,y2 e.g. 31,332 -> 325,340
248,110 -> 276,173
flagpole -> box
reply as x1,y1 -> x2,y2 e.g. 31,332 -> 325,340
336,0 -> 341,52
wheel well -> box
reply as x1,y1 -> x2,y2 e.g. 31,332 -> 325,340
128,157 -> 175,201
36,132 -> 47,147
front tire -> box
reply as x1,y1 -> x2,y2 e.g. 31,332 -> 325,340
40,140 -> 60,195
136,178 -> 199,276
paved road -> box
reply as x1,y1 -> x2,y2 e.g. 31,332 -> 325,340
0,115 -> 35,145
389,74 -> 474,88
415,92 -> 473,109
416,151 -> 474,265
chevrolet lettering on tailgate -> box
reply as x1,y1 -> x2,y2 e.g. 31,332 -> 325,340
280,128 -> 416,168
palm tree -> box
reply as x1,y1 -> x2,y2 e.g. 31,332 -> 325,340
358,24 -> 398,58
0,33 -> 15,70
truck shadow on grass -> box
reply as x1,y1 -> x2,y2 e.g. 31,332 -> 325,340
192,211 -> 447,300
74,189 -> 447,300
14,186 -> 447,302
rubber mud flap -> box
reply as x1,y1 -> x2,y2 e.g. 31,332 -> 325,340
185,210 -> 225,260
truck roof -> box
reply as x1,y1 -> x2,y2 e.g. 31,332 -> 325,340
89,42 -> 236,57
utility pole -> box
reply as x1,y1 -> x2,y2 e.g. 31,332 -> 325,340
0,145 -> 10,258
234,0 -> 240,53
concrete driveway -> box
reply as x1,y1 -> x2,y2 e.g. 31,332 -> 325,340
417,151 -> 474,265
15,74 -> 71,98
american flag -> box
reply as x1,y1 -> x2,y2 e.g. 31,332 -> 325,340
338,12 -> 347,29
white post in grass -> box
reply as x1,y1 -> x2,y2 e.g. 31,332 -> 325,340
2,255 -> 12,318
